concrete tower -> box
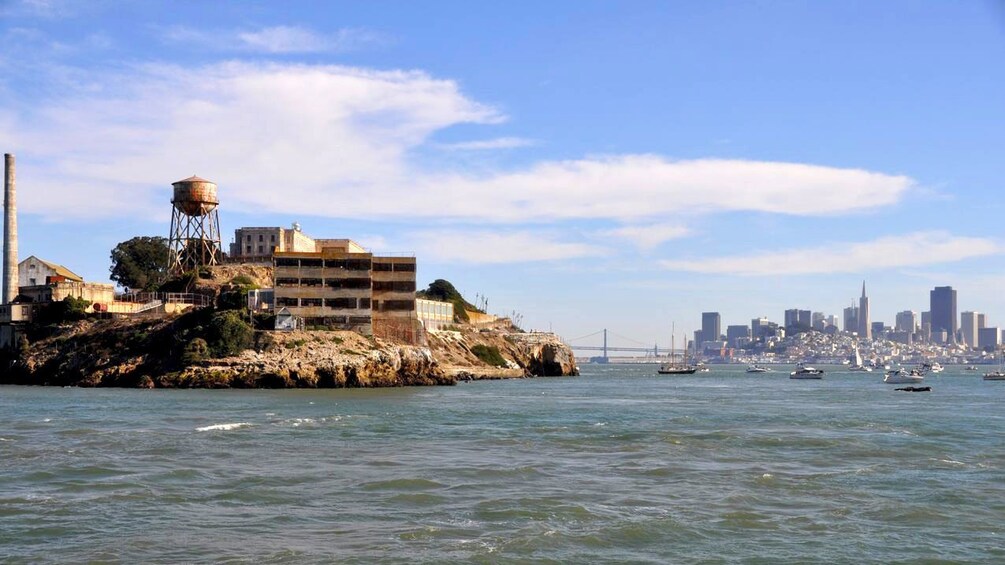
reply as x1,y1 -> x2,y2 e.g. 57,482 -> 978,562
3,154 -> 17,304
858,281 -> 871,340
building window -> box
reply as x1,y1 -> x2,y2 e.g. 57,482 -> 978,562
276,297 -> 299,307
327,297 -> 357,309
301,298 -> 323,307
246,234 -> 251,242
359,298 -> 371,310
373,280 -> 416,292
372,262 -> 393,272
393,263 -> 416,272
275,278 -> 299,287
246,246 -> 252,254
258,245 -> 264,254
271,235 -> 276,242
258,234 -> 264,242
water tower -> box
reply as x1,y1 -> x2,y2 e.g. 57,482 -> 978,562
167,175 -> 222,274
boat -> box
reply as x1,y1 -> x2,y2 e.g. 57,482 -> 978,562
696,364 -> 711,373
848,346 -> 872,372
984,351 -> 1005,380
657,325 -> 697,375
921,362 -> 944,374
790,363 -> 824,379
965,365 -> 978,371
884,368 -> 924,384
746,364 -> 772,373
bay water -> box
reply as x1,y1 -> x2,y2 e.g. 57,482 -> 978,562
2,364 -> 1004,563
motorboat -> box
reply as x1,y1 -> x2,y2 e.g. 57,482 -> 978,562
790,363 -> 824,379
884,369 -> 924,384
984,371 -> 1005,381
746,364 -> 772,373
921,362 -> 944,374
965,365 -> 978,371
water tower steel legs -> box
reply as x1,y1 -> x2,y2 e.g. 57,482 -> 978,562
168,205 -> 222,274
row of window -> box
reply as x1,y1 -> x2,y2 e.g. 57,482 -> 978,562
372,262 -> 416,272
274,277 -> 375,289
376,300 -> 416,312
372,280 -> 416,292
276,297 -> 374,309
274,258 -> 373,270
303,316 -> 372,328
246,233 -> 277,243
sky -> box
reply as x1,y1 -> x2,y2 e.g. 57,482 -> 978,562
1,0 -> 1004,348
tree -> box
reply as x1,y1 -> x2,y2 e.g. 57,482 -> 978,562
109,236 -> 169,291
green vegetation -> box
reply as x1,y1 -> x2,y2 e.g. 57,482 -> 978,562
182,338 -> 209,364
34,296 -> 92,325
417,279 -> 481,323
109,236 -> 170,292
471,344 -> 507,367
205,311 -> 255,357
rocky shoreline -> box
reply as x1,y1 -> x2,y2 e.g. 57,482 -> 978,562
1,313 -> 577,389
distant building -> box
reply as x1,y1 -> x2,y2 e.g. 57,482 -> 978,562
751,317 -> 770,341
416,298 -> 454,331
889,331 -> 912,345
701,312 -> 721,343
726,324 -> 751,348
930,286 -> 957,344
961,311 -> 980,349
978,313 -> 987,329
978,327 -> 1001,351
871,321 -> 886,339
858,281 -> 871,340
811,311 -> 826,331
18,256 -> 82,287
230,223 -> 367,261
843,305 -> 859,335
895,310 -> 918,333
921,311 -> 932,342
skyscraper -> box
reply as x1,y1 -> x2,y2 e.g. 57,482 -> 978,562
961,311 -> 979,349
843,305 -> 859,334
930,286 -> 957,344
751,317 -> 769,341
726,325 -> 751,348
858,281 -> 871,340
895,310 -> 918,333
701,312 -> 721,343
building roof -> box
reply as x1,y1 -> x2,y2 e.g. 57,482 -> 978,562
174,175 -> 214,184
20,255 -> 84,282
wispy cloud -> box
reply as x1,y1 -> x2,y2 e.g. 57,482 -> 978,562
437,137 -> 536,151
3,61 -> 915,226
164,25 -> 388,54
661,231 -> 1000,276
601,224 -> 691,250
410,230 -> 607,264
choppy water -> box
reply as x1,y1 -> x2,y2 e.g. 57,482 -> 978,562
2,364 -> 1005,563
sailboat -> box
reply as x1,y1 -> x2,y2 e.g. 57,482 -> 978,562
848,346 -> 872,372
658,324 -> 697,375
984,350 -> 1005,381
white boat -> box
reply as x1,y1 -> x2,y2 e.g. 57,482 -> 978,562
848,346 -> 872,372
658,325 -> 697,375
790,363 -> 824,379
746,364 -> 772,373
884,369 -> 924,384
921,362 -> 944,374
984,351 -> 1005,380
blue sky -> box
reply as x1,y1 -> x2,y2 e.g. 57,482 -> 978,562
1,0 -> 1004,346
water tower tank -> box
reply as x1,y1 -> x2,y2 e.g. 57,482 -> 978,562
171,175 -> 218,216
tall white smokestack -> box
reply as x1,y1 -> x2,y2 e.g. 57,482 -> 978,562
3,153 -> 17,304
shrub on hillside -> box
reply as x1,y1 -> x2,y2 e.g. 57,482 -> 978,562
471,344 -> 507,367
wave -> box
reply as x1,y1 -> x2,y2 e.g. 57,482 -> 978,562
195,422 -> 253,432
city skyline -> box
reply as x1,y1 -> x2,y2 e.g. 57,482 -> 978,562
1,1 -> 1004,341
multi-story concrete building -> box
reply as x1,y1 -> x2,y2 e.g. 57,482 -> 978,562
751,317 -> 770,341
230,224 -> 366,261
961,311 -> 980,349
272,246 -> 419,341
416,299 -> 454,331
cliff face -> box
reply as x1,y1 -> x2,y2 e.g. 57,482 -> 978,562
3,313 -> 577,388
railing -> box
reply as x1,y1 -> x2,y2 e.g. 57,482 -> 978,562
115,292 -> 213,308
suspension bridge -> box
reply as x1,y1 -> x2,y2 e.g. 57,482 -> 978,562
565,329 -> 687,362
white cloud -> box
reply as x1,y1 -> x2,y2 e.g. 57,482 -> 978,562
409,230 -> 606,264
4,61 -> 915,225
601,224 -> 691,250
164,25 -> 386,54
661,231 -> 1000,276
437,137 -> 536,150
